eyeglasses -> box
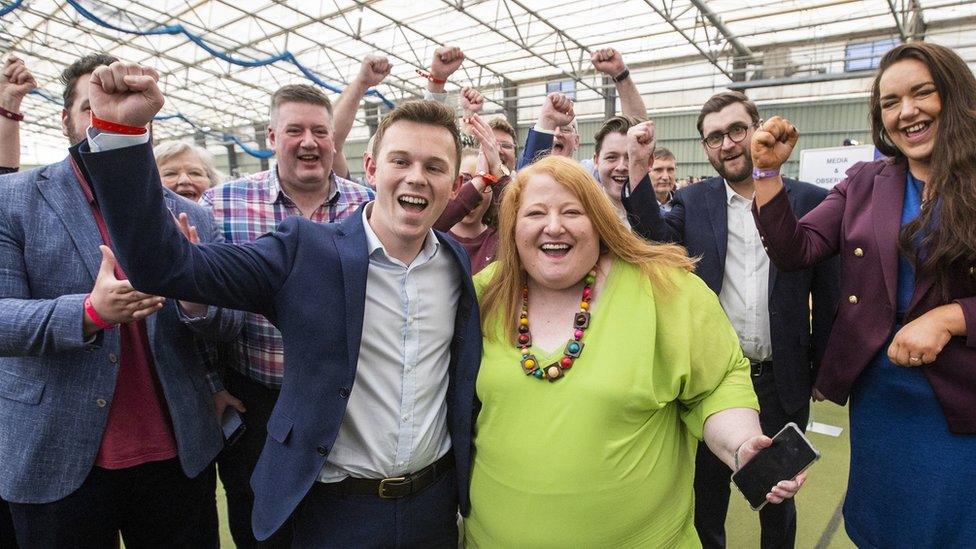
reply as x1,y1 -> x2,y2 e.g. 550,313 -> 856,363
701,122 -> 759,149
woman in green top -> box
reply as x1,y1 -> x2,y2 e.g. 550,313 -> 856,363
466,154 -> 803,548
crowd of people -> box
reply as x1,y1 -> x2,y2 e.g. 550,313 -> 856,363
0,38 -> 973,549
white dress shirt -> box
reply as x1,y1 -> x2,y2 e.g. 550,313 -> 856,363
318,203 -> 460,481
718,182 -> 772,362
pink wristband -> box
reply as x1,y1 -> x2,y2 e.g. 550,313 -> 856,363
84,294 -> 116,330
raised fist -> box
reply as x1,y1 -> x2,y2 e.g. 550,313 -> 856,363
626,120 -> 656,191
460,87 -> 485,115
591,48 -> 626,77
539,92 -> 575,131
358,54 -> 392,88
751,116 -> 799,171
0,55 -> 37,104
89,61 -> 163,128
430,46 -> 465,80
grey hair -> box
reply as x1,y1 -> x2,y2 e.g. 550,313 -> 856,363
153,141 -> 223,187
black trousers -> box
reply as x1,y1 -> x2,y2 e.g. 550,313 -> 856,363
217,368 -> 293,548
694,362 -> 810,549
0,498 -> 17,548
293,467 -> 458,549
7,459 -> 217,549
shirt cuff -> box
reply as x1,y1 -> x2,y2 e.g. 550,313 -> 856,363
423,90 -> 448,104
87,126 -> 151,152
532,123 -> 555,135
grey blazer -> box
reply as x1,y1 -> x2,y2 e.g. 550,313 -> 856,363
0,152 -> 243,504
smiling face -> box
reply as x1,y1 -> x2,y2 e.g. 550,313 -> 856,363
552,122 -> 580,157
268,101 -> 336,193
493,128 -> 517,171
366,119 -> 459,261
158,150 -> 213,202
595,132 -> 629,203
515,172 -> 599,291
700,102 -> 756,184
878,58 -> 941,176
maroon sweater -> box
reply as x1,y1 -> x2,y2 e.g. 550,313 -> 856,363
434,180 -> 501,274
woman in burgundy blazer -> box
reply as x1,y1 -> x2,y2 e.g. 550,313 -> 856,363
748,43 -> 976,547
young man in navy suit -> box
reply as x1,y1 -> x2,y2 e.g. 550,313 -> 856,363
622,92 -> 838,549
78,61 -> 481,548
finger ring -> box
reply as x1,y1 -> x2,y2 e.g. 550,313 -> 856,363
909,356 -> 921,362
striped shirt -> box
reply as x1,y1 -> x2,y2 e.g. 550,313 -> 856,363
201,166 -> 374,387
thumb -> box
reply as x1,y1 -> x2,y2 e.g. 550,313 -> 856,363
98,245 -> 118,278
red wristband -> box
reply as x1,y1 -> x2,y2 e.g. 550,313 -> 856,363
84,294 -> 116,330
0,105 -> 24,122
90,114 -> 147,135
416,69 -> 447,85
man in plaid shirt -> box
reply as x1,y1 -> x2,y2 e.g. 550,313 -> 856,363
203,58 -> 388,548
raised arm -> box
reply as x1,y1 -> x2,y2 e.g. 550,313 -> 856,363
517,92 -> 574,170
0,55 -> 36,170
80,61 -> 297,317
622,120 -> 684,242
750,117 -> 844,270
591,47 -> 646,119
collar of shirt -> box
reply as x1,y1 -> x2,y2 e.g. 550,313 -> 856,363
268,163 -> 340,208
361,202 -> 440,267
723,179 -> 754,207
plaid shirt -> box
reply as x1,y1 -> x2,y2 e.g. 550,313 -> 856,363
202,166 -> 374,388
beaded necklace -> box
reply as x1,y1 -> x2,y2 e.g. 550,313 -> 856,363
517,268 -> 597,382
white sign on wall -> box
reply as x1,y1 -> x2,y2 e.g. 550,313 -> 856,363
799,145 -> 876,190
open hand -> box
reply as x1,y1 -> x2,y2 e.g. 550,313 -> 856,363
89,61 -> 163,128
87,245 -> 165,329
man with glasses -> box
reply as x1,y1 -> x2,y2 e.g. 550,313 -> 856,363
621,91 -> 838,549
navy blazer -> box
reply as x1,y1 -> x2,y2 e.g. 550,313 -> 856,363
79,141 -> 482,541
0,151 -> 242,504
517,127 -> 555,170
623,175 -> 839,414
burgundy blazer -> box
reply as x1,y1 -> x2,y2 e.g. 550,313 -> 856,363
754,158 -> 976,434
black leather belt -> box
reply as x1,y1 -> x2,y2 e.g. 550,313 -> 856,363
316,452 -> 454,499
750,360 -> 773,377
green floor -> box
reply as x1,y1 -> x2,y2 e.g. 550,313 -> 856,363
214,401 -> 856,548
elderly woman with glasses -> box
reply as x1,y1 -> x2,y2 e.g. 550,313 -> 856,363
464,154 -> 804,548
154,141 -> 223,203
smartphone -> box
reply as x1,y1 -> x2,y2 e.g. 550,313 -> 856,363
731,422 -> 820,511
221,407 -> 246,447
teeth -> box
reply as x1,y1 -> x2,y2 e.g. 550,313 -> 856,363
905,123 -> 926,133
400,196 -> 428,206
541,243 -> 570,251
611,175 -> 628,182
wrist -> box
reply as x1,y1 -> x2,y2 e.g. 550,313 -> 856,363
537,118 -> 557,132
84,294 -> 117,331
0,95 -> 24,112
205,372 -> 225,395
751,166 -> 780,180
612,67 -> 631,83
91,114 -> 148,135
733,439 -> 749,471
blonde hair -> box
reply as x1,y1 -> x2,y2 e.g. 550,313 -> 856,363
479,156 -> 696,343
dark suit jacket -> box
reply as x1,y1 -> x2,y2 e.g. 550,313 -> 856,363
623,174 -> 838,414
79,141 -> 482,540
754,158 -> 976,433
0,151 -> 242,504
517,127 -> 555,170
